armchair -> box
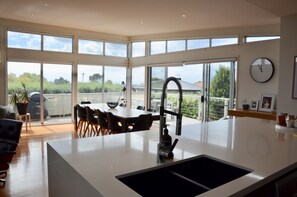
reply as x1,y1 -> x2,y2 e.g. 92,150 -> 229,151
0,119 -> 23,185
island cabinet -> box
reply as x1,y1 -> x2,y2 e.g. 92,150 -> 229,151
228,109 -> 276,120
245,169 -> 297,197
47,118 -> 297,197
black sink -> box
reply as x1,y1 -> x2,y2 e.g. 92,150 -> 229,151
116,155 -> 251,197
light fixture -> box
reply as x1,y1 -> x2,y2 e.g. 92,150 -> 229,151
181,14 -> 187,18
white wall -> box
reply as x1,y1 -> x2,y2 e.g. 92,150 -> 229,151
278,14 -> 297,115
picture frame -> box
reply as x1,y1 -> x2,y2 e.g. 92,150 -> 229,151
292,56 -> 297,98
250,100 -> 259,111
259,94 -> 275,112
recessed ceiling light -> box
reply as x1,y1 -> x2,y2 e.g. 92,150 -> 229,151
31,13 -> 35,17
44,3 -> 48,6
140,21 -> 144,25
181,14 -> 187,18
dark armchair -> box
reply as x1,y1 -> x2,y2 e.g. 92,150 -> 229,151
0,119 -> 23,185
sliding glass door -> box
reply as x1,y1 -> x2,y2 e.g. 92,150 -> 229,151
149,60 -> 236,123
7,61 -> 73,125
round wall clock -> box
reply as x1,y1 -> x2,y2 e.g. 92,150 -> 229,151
250,58 -> 274,83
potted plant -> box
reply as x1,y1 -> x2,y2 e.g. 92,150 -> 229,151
10,82 -> 30,115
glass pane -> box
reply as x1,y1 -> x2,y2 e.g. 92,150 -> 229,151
7,31 -> 41,50
187,39 -> 210,50
131,67 -> 145,108
43,35 -> 72,52
150,67 -> 166,111
104,67 -> 127,104
43,64 -> 72,124
132,42 -> 145,57
167,40 -> 186,52
77,64 -> 103,103
245,36 -> 280,43
150,41 -> 166,55
211,37 -> 238,47
105,42 -> 127,57
78,39 -> 103,55
209,62 -> 232,121
7,61 -> 42,125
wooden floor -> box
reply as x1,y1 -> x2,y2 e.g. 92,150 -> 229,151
0,123 -> 77,197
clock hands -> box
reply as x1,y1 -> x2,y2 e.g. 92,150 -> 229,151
257,64 -> 263,72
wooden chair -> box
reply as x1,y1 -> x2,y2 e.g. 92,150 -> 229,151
76,104 -> 88,137
95,109 -> 109,135
80,101 -> 91,104
106,112 -> 123,134
84,106 -> 99,137
136,106 -> 145,110
0,119 -> 23,185
130,114 -> 153,132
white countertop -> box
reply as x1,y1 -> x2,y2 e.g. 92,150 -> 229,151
47,117 -> 297,196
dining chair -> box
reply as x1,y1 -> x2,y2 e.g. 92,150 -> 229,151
76,104 -> 88,137
81,101 -> 91,104
106,112 -> 123,134
130,114 -> 153,132
95,109 -> 109,135
147,108 -> 157,112
136,106 -> 145,110
84,106 -> 99,137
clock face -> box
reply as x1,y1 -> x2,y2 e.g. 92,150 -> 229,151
250,58 -> 274,83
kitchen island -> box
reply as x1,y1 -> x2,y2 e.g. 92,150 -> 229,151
47,117 -> 297,196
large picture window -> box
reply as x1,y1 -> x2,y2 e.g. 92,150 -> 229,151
78,39 -> 103,55
7,31 -> 41,50
105,42 -> 127,57
43,35 -> 72,52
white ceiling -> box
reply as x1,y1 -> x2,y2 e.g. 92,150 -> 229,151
0,0 -> 296,36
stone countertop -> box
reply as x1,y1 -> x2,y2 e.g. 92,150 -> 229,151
47,117 -> 297,196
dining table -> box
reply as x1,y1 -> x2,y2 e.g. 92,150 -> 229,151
74,103 -> 160,133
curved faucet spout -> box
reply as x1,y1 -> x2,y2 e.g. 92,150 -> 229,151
157,77 -> 183,163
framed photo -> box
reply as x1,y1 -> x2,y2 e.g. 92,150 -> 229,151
259,94 -> 275,112
292,56 -> 297,98
250,100 -> 259,111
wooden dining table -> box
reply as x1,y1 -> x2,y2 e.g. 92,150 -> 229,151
74,103 -> 160,133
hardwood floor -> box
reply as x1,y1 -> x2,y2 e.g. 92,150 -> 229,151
0,124 -> 77,197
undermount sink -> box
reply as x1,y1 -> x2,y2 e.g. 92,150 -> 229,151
116,155 -> 252,197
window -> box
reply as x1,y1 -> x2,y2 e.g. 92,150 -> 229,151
245,36 -> 280,43
167,40 -> 186,53
150,41 -> 166,55
77,65 -> 104,103
211,37 -> 238,47
104,66 -> 127,102
43,35 -> 72,52
187,39 -> 210,50
105,42 -> 127,57
78,39 -> 103,55
132,42 -> 145,57
7,31 -> 41,50
131,66 -> 145,108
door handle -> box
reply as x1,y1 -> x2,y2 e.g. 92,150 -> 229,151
201,95 -> 204,103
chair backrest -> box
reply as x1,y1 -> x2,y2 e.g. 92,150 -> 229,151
136,106 -> 145,110
132,114 -> 152,131
76,104 -> 87,119
95,109 -> 108,128
106,112 -> 123,133
0,119 -> 23,144
147,108 -> 156,112
81,101 -> 91,104
85,106 -> 97,123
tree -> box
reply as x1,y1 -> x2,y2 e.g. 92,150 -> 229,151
210,66 -> 230,98
89,73 -> 102,82
54,77 -> 70,84
209,66 -> 230,120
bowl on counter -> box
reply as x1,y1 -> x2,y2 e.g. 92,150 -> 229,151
107,102 -> 119,109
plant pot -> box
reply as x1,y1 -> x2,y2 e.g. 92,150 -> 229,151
16,103 -> 29,115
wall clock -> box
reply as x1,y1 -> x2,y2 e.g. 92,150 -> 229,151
250,58 -> 274,83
